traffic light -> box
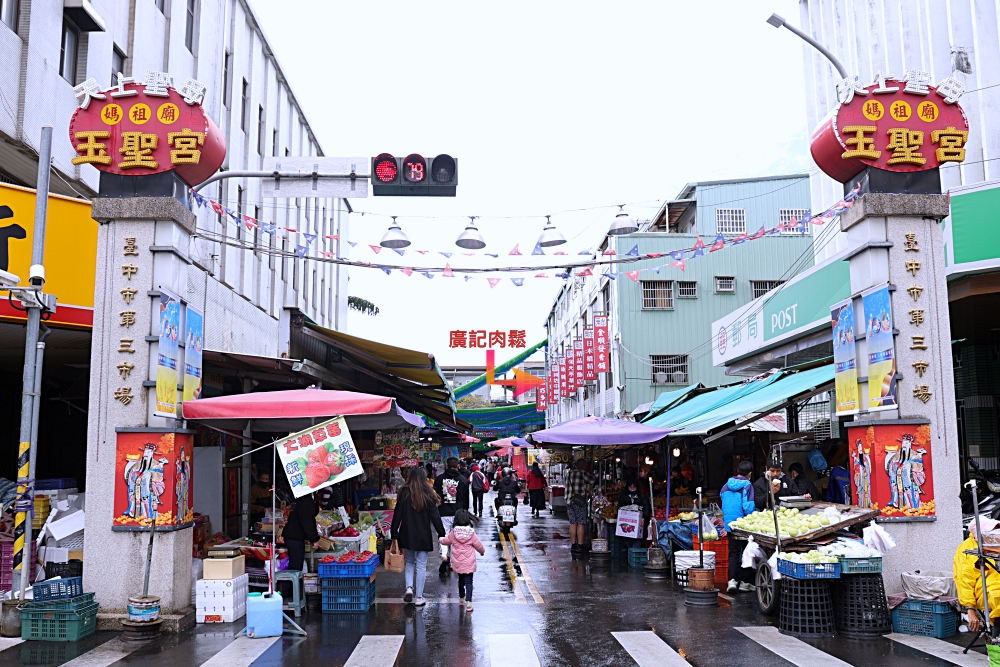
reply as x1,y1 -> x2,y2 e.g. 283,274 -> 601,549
371,153 -> 458,196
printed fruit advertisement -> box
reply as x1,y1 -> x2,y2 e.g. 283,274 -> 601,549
277,416 -> 364,498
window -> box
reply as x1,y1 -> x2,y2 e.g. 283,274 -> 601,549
715,208 -> 746,235
155,0 -> 165,13
184,0 -> 196,52
715,276 -> 735,293
284,147 -> 289,157
651,354 -> 688,384
111,46 -> 125,87
222,52 -> 231,107
240,79 -> 248,131
257,106 -> 265,154
779,208 -> 810,235
272,129 -> 278,157
641,280 -> 673,309
677,281 -> 697,298
751,280 -> 785,299
1,0 -> 18,32
59,21 -> 79,84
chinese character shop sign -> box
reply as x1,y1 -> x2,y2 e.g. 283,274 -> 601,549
69,72 -> 225,187
811,70 -> 968,183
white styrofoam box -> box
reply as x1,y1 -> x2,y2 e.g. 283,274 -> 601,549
196,599 -> 246,614
196,573 -> 249,593
197,604 -> 246,623
39,547 -> 70,564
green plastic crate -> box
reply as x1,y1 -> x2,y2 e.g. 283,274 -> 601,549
23,593 -> 95,612
838,556 -> 882,574
20,602 -> 98,641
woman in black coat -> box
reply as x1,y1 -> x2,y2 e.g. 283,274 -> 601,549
390,467 -> 445,605
282,493 -> 320,571
618,479 -> 652,549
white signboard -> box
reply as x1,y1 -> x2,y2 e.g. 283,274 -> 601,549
262,157 -> 370,198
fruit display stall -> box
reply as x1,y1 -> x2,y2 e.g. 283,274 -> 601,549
727,501 -> 880,615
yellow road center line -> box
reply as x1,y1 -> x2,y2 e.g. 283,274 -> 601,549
498,531 -> 527,603
509,535 -> 544,604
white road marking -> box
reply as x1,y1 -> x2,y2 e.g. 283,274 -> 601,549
735,626 -> 852,667
490,633 -> 541,667
612,631 -> 690,667
60,639 -> 142,667
0,638 -> 22,652
887,633 -> 985,667
344,635 -> 404,667
197,635 -> 280,667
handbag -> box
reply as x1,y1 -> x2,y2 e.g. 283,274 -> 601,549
385,539 -> 405,573
523,494 -> 530,506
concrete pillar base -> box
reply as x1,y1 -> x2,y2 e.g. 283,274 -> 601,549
97,607 -> 196,634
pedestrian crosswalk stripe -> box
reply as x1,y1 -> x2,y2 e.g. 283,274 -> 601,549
344,635 -> 404,667
489,633 -> 541,667
0,638 -> 22,653
612,631 -> 690,667
887,633 -> 984,667
197,635 -> 280,667
60,638 -> 142,667
736,627 -> 852,667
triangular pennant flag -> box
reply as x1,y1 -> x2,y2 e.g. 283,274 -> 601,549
295,245 -> 308,258
380,267 -> 392,275
577,249 -> 592,255
464,275 -> 472,282
554,251 -> 567,255
710,234 -> 726,252
320,251 -> 333,257
283,227 -> 298,233
243,215 -> 258,231
535,272 -> 549,278
226,208 -> 240,223
732,233 -> 748,244
626,270 -> 640,282
440,252 -> 452,258
488,278 -> 501,288
462,253 -> 475,256
422,271 -> 434,279
646,253 -> 664,259
511,278 -> 524,286
532,243 -> 545,256
347,241 -> 357,247
417,250 -> 428,255
191,191 -> 206,208
651,266 -> 661,274
262,222 -> 275,234
303,233 -> 317,245
485,253 -> 498,258
749,225 -> 765,240
369,245 -> 382,254
509,244 -> 522,256
692,236 -> 705,258
555,272 -> 570,278
325,234 -> 339,240
392,248 -> 405,256
210,200 -> 225,216
602,249 -> 616,256
401,267 -> 413,276
603,272 -> 617,280
626,245 -> 639,256
576,266 -> 593,277
670,250 -> 684,261
671,259 -> 685,272
443,263 -> 454,277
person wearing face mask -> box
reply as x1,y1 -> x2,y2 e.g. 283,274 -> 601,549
250,470 -> 272,527
617,476 -> 651,550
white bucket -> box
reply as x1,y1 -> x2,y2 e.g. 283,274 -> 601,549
127,596 -> 160,623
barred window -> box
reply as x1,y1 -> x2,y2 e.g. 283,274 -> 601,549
677,281 -> 697,298
641,280 -> 673,309
716,208 -> 746,235
651,355 -> 688,384
779,208 -> 810,235
751,280 -> 785,299
715,276 -> 735,293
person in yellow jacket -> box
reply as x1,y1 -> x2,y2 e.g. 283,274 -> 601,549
954,516 -> 1000,632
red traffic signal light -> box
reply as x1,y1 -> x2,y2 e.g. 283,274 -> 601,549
403,154 -> 426,183
373,153 -> 398,183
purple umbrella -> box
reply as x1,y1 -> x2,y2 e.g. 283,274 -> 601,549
529,416 -> 672,446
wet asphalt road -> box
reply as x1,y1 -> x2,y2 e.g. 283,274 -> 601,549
0,492 -> 986,666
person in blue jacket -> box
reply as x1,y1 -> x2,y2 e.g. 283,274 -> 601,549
721,461 -> 756,593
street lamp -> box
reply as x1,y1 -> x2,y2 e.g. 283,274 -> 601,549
456,216 -> 486,250
608,205 -> 638,236
537,215 -> 566,247
765,13 -> 847,79
380,216 -> 411,248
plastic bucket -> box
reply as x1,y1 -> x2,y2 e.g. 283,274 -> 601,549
303,574 -> 320,594
0,600 -> 20,637
688,567 -> 716,591
127,596 -> 160,623
591,539 -> 609,553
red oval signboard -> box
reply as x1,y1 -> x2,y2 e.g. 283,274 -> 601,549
811,75 -> 969,183
69,75 -> 225,188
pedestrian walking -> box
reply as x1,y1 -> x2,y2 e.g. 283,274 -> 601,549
721,461 -> 756,592
281,492 -> 319,571
390,467 -> 445,606
527,462 -> 547,517
438,509 -> 485,613
434,457 -> 470,575
566,460 -> 597,555
469,464 -> 489,517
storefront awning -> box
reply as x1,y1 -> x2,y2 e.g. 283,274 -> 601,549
641,384 -> 704,422
655,365 -> 835,439
642,373 -> 784,429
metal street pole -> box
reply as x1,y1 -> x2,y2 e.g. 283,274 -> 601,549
14,125 -> 53,599
766,13 -> 848,80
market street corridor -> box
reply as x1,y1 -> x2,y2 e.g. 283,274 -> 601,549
2,496 -> 984,667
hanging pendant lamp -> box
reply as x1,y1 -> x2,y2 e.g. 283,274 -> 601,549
608,204 -> 638,236
537,215 -> 566,247
380,216 -> 411,248
455,216 -> 486,250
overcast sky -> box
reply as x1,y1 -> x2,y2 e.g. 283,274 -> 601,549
253,0 -> 812,367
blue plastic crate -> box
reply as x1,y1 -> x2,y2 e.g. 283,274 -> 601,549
321,580 -> 375,613
898,598 -> 952,614
891,606 -> 957,638
35,479 -> 76,491
777,559 -> 841,579
317,555 -> 379,579
31,577 -> 83,601
628,548 -> 648,569
23,593 -> 94,611
321,574 -> 375,592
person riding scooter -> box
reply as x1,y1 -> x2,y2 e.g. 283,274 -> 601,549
494,468 -> 521,524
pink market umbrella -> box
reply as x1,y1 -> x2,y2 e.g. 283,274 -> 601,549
529,416 -> 671,446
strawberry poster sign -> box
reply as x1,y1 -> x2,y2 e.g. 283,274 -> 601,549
277,416 -> 363,498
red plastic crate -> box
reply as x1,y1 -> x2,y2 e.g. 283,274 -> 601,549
691,536 -> 729,587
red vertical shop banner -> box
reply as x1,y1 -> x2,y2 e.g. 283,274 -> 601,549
574,339 -> 585,386
584,326 -> 597,380
550,363 -> 558,402
559,356 -> 569,397
567,350 -> 578,394
536,384 -> 547,411
594,315 -> 610,373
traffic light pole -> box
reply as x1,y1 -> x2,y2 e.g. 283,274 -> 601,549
14,125 -> 53,600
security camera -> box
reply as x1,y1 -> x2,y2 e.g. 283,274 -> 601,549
0,268 -> 21,288
28,264 -> 44,285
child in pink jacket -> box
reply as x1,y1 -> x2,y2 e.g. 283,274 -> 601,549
438,509 -> 485,612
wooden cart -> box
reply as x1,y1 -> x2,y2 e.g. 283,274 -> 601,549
727,502 -> 880,615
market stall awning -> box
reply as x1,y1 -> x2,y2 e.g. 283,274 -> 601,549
289,321 -> 471,433
641,384 -> 703,422
641,372 -> 785,429
180,387 -> 425,432
655,366 -> 835,439
528,416 -> 672,446
457,402 -> 544,439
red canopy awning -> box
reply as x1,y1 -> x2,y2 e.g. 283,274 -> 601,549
180,388 -> 425,432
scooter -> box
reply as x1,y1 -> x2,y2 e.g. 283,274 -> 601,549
497,495 -> 517,535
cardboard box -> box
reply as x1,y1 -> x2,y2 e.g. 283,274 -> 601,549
68,550 -> 83,562
202,555 -> 245,580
